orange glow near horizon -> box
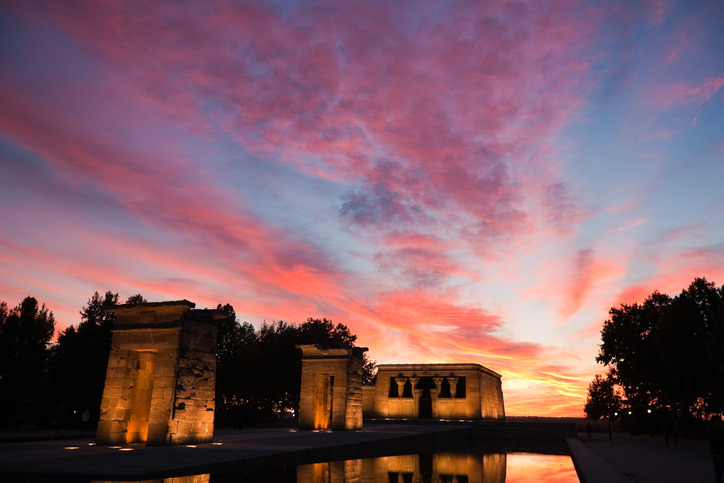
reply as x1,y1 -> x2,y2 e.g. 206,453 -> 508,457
506,453 -> 579,482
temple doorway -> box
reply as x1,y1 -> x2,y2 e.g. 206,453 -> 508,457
419,387 -> 432,418
313,374 -> 334,430
127,350 -> 157,443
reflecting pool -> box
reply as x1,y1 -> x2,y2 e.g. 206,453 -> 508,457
86,450 -> 578,483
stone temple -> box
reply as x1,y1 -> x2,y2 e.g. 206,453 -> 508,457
96,300 -> 221,446
363,363 -> 505,420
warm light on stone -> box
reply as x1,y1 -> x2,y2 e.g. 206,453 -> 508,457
95,301 -> 221,446
297,345 -> 367,431
363,363 -> 505,420
92,475 -> 210,483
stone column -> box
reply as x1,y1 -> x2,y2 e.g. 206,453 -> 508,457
432,377 -> 443,395
432,377 -> 443,419
409,377 -> 420,418
448,377 -> 459,398
395,376 -> 407,398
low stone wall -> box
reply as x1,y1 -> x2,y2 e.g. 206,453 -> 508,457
366,418 -> 576,441
473,421 -> 577,440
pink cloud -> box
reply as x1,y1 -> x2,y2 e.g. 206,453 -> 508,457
530,248 -> 627,322
0,85 -> 356,326
612,246 -> 724,307
646,75 -> 724,110
11,0 -> 599,251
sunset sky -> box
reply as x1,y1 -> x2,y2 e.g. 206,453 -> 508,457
1,0 -> 723,416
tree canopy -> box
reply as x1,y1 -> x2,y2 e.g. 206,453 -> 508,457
0,297 -> 55,427
49,291 -> 123,424
594,277 -> 724,420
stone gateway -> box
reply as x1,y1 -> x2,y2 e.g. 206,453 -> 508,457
95,300 -> 222,446
297,345 -> 368,431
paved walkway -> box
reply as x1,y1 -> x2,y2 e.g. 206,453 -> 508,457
0,429 -> 96,443
578,432 -> 717,483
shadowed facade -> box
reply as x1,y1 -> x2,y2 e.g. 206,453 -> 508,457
96,301 -> 221,446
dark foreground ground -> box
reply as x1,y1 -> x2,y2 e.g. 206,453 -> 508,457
576,431 -> 716,483
0,423 -> 719,482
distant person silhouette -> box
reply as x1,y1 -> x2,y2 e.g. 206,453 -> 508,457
585,422 -> 592,439
81,409 -> 90,433
710,415 -> 724,483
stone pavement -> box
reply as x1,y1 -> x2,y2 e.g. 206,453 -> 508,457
577,432 -> 717,483
0,429 -> 96,443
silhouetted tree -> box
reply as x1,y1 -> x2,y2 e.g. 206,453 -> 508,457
595,277 -> 724,429
361,353 -> 378,386
297,317 -> 357,347
0,297 -> 55,428
125,294 -> 147,305
256,320 -> 302,416
597,290 -> 670,408
584,372 -> 621,441
49,291 -> 125,427
658,278 -> 723,417
215,303 -> 258,425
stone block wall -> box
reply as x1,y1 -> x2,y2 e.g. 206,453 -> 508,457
479,370 -> 506,420
96,301 -> 220,446
362,386 -> 376,418
167,316 -> 217,445
343,354 -> 364,430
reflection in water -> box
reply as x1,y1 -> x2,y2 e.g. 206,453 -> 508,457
506,453 -> 579,483
94,475 -> 210,483
298,453 -> 506,483
295,452 -> 578,483
93,452 -> 578,483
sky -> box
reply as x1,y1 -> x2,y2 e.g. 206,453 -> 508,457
1,0 -> 723,417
